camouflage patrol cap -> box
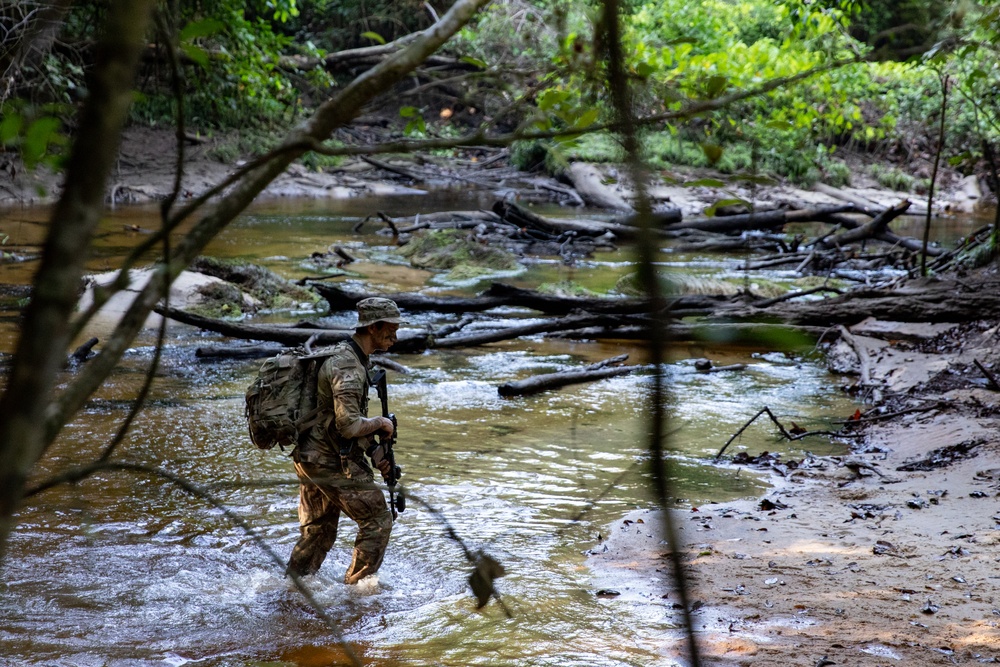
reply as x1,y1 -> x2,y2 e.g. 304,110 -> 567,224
356,297 -> 403,328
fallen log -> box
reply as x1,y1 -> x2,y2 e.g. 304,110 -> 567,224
492,200 -> 640,239
548,322 -> 835,343
311,281 -> 659,315
566,163 -> 634,211
498,365 -> 643,397
434,314 -> 626,348
498,355 -> 646,397
311,283 -> 508,313
155,306 -> 353,345
380,210 -> 500,234
483,282 -> 660,315
717,275 -> 1000,326
610,207 -> 683,227
818,211 -> 943,256
664,205 -> 857,234
154,306 -> 433,353
813,182 -> 929,217
815,200 -> 910,249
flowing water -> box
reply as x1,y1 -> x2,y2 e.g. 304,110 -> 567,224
1,193 -> 972,666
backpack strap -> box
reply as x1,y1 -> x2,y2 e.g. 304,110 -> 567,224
337,339 -> 369,477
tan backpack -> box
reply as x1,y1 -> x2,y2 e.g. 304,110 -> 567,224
244,351 -> 333,451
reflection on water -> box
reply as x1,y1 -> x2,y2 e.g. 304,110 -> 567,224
0,194 -> 890,666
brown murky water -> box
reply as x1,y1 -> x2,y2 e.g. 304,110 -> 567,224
0,192 -> 944,666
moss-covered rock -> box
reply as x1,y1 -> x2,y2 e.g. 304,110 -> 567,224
191,256 -> 320,311
398,229 -> 521,281
190,281 -> 254,319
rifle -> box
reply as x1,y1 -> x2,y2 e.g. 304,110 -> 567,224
371,369 -> 404,519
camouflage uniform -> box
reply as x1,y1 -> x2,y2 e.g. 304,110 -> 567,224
286,339 -> 392,583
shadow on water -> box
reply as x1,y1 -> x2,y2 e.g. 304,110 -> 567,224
1,192 -> 966,666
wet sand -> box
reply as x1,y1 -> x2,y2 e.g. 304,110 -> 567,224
590,316 -> 1000,665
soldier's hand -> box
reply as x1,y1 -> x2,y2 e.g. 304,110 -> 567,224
375,416 -> 395,438
367,443 -> 394,481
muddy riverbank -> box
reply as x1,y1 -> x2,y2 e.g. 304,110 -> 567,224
590,308 -> 1000,666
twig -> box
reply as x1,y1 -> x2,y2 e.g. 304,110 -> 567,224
377,211 -> 399,236
330,245 -> 356,264
715,406 -> 795,460
361,155 -> 421,180
832,401 -> 945,424
922,72 -> 949,276
405,493 -> 513,618
974,358 -> 1000,391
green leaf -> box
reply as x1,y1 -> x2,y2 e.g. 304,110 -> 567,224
0,112 -> 23,145
537,89 -> 569,111
404,116 -> 426,136
460,55 -> 487,69
636,61 -> 656,78
180,43 -> 210,70
705,75 -> 728,98
399,106 -> 418,118
361,31 -> 386,45
179,18 -> 225,42
23,116 -> 61,166
572,108 -> 600,129
700,143 -> 724,165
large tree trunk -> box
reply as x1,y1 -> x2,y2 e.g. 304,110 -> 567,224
0,0 -> 158,556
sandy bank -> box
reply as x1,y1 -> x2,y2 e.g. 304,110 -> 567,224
589,314 -> 1000,665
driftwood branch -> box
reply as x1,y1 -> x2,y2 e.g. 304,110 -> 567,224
434,314 -> 621,348
815,200 -> 911,249
497,354 -> 646,397
665,205 -> 857,234
492,200 -> 640,239
817,211 -> 942,256
715,406 -> 795,460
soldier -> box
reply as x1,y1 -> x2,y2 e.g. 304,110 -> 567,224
286,297 -> 401,583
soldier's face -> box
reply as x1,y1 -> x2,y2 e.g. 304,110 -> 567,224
372,322 -> 399,352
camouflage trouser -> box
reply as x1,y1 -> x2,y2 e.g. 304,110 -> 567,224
286,460 -> 392,584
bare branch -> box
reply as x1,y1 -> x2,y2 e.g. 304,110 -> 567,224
43,0 -> 493,452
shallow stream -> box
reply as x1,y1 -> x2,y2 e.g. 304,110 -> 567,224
0,192 -> 971,666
